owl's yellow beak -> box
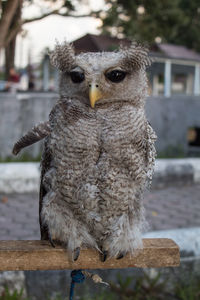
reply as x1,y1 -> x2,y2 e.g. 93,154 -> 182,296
89,84 -> 103,108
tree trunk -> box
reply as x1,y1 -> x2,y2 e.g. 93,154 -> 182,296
5,36 -> 16,80
0,0 -> 19,49
4,0 -> 22,80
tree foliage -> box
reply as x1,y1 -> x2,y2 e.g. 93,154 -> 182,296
101,0 -> 200,51
0,0 -> 99,50
0,0 -> 99,78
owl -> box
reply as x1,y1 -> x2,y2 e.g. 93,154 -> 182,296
13,41 -> 156,262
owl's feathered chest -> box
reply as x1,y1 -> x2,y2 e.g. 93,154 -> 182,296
49,100 -> 146,162
44,100 -> 148,216
13,43 -> 156,256
40,99 -> 153,242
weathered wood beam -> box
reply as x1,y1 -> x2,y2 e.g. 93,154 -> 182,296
0,239 -> 180,271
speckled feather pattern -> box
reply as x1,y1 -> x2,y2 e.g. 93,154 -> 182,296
12,121 -> 50,155
40,98 -> 156,257
13,42 -> 157,259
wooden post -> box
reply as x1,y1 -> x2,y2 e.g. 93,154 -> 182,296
152,75 -> 159,96
0,239 -> 180,271
43,54 -> 49,91
54,69 -> 59,91
194,64 -> 200,96
164,60 -> 172,97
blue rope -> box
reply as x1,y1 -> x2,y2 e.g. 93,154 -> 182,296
69,269 -> 85,300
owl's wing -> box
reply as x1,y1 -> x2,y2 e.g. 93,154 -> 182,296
39,104 -> 58,242
145,121 -> 157,184
12,119 -> 52,240
12,121 -> 50,155
39,135 -> 52,240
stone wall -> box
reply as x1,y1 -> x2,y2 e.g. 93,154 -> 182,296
0,93 -> 57,159
146,95 -> 200,155
0,92 -> 200,158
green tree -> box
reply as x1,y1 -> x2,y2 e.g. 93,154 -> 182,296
101,0 -> 200,51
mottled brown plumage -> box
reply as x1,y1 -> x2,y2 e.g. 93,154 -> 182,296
13,42 -> 156,261
12,121 -> 50,155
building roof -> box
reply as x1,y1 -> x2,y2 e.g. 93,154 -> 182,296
151,43 -> 200,62
73,34 -> 131,53
73,34 -> 200,63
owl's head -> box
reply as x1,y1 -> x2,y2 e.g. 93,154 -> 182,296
50,41 -> 151,108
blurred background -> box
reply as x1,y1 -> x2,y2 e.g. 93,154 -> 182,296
0,1 -> 200,300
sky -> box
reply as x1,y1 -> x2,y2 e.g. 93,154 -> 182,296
15,0 -> 105,67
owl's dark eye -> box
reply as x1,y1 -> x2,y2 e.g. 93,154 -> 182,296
105,70 -> 126,83
70,71 -> 85,83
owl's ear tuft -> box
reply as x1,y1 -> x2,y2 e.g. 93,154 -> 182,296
49,40 -> 76,71
120,42 -> 152,71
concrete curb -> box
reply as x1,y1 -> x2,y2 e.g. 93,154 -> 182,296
0,158 -> 200,193
152,158 -> 200,188
0,163 -> 40,193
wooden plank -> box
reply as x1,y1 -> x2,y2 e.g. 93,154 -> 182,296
0,239 -> 180,271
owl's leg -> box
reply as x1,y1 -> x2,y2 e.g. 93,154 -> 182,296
101,246 -> 126,261
100,249 -> 126,261
73,247 -> 81,261
40,221 -> 56,248
100,213 -> 143,261
48,230 -> 56,248
116,251 -> 126,260
100,249 -> 108,262
41,193 -> 98,261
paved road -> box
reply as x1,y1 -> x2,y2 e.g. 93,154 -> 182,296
0,184 -> 200,240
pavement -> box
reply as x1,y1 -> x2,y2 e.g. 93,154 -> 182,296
0,184 -> 200,240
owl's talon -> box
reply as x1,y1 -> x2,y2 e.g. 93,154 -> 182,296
101,250 -> 108,262
73,247 -> 80,261
116,252 -> 126,260
48,233 -> 56,248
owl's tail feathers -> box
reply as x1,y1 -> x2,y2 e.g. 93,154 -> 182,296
12,121 -> 51,155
